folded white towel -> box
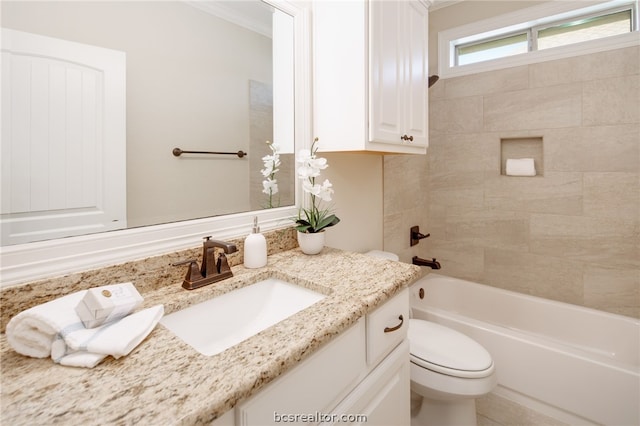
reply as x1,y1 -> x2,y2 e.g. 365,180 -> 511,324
506,158 -> 536,176
6,290 -> 163,368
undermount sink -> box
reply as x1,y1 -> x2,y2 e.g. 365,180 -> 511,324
160,278 -> 327,356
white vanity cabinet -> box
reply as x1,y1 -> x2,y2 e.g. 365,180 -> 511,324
235,289 -> 410,426
312,0 -> 429,154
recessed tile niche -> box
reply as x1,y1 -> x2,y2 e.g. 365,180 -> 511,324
500,137 -> 543,176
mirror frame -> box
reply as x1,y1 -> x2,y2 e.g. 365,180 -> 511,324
0,0 -> 311,287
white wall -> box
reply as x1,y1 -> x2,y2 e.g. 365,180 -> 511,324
323,153 -> 384,253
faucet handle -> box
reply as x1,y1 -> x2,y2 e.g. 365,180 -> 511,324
173,259 -> 202,283
217,253 -> 232,274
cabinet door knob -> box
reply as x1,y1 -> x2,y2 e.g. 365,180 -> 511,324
400,134 -> 414,142
383,315 -> 404,333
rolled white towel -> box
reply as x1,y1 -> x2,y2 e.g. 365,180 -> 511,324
6,290 -> 163,368
505,158 -> 536,176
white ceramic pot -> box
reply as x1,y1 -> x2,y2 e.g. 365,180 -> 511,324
297,230 -> 325,255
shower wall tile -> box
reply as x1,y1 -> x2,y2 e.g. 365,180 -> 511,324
445,65 -> 528,98
544,124 -> 640,173
529,46 -> 640,88
583,75 -> 640,126
429,187 -> 485,215
383,154 -> 427,216
430,170 -> 486,192
529,56 -> 581,88
483,83 -> 582,131
431,132 -> 496,174
584,266 -> 640,318
430,96 -> 484,134
445,210 -> 530,252
425,131 -> 446,168
583,172 -> 639,220
425,202 -> 447,242
484,248 -> 584,305
427,239 -> 485,282
530,214 -> 639,269
484,172 -> 583,215
578,46 -> 640,81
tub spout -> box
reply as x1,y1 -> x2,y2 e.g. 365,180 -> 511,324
412,256 -> 441,270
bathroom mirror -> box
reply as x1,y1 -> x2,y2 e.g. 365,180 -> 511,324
0,0 -> 310,286
1,0 -> 297,247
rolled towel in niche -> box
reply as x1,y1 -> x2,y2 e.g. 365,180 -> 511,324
505,158 -> 536,176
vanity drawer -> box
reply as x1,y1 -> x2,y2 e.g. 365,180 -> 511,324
366,289 -> 409,366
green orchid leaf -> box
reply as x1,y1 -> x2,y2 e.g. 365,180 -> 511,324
315,214 -> 340,231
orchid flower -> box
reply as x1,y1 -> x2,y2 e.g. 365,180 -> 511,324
294,138 -> 340,233
262,141 -> 280,208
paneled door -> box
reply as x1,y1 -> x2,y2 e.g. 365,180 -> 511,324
1,28 -> 126,245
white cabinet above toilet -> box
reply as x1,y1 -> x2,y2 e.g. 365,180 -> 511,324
312,0 -> 429,154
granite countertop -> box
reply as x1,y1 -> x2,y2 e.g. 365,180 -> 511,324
0,247 -> 421,425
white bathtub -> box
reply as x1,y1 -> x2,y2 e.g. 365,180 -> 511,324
409,273 -> 640,426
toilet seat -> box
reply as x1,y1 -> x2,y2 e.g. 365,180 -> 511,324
408,319 -> 495,379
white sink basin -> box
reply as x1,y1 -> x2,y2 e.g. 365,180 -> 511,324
160,278 -> 326,356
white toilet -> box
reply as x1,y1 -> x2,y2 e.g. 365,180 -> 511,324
408,314 -> 496,426
365,251 -> 497,426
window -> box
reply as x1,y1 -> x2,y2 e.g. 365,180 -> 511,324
536,8 -> 633,50
439,0 -> 640,78
457,32 -> 529,66
455,3 -> 636,67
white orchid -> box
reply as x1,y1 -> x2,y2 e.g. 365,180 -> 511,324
317,179 -> 334,202
261,154 -> 280,178
262,178 -> 278,195
294,138 -> 340,233
262,141 -> 280,208
309,157 -> 328,171
296,148 -> 312,164
302,179 -> 333,202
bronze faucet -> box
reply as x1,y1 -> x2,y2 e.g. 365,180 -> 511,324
412,256 -> 441,270
174,236 -> 238,290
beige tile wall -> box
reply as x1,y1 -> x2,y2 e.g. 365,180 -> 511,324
383,46 -> 639,318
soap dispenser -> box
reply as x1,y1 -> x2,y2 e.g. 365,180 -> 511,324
244,216 -> 267,268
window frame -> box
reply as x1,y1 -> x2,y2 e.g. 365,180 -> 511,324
438,0 -> 640,79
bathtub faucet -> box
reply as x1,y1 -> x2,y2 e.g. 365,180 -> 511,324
412,256 -> 441,270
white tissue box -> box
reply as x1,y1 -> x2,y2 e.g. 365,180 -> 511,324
75,282 -> 143,328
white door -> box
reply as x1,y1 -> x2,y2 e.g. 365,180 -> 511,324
1,28 -> 126,245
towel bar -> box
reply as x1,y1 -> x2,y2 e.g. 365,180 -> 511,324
172,148 -> 247,158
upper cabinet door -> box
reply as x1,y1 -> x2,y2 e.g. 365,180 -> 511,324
370,0 -> 428,149
313,0 -> 428,154
403,1 -> 429,147
1,28 -> 126,245
369,0 -> 404,145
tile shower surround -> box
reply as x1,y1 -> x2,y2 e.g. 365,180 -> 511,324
384,45 -> 639,318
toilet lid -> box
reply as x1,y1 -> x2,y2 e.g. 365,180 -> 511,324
408,319 -> 494,378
